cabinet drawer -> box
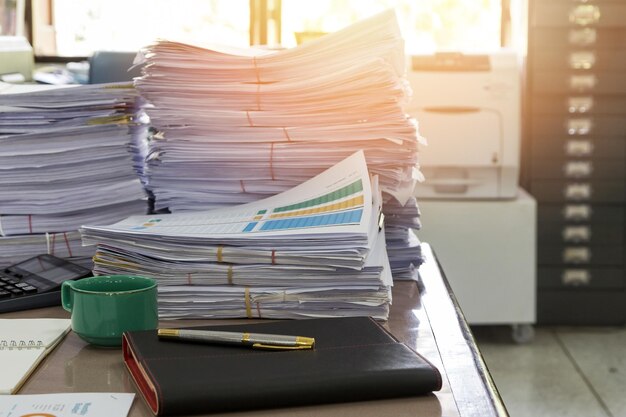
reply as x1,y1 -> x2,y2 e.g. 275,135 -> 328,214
533,48 -> 626,70
537,222 -> 624,244
531,27 -> 626,48
530,159 -> 625,180
538,203 -> 624,224
532,115 -> 626,138
530,137 -> 625,160
530,180 -> 626,203
538,244 -> 624,266
533,2 -> 626,28
533,71 -> 626,94
538,290 -> 625,325
531,95 -> 626,115
538,267 -> 625,289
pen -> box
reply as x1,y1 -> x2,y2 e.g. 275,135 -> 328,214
157,328 -> 315,350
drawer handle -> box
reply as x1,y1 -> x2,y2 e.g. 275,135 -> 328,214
563,226 -> 591,243
570,75 -> 597,91
563,204 -> 592,221
563,247 -> 591,263
565,140 -> 593,157
568,28 -> 597,46
568,96 -> 593,113
567,118 -> 593,135
564,161 -> 592,178
569,4 -> 601,26
562,269 -> 591,286
565,183 -> 591,200
569,52 -> 596,70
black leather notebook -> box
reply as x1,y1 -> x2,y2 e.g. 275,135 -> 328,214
122,317 -> 442,416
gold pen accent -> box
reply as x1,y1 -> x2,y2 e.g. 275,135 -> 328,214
251,343 -> 313,350
158,328 -> 180,338
295,336 -> 316,347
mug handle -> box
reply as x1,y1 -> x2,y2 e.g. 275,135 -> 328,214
61,280 -> 76,312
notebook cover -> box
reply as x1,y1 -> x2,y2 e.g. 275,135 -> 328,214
122,317 -> 442,416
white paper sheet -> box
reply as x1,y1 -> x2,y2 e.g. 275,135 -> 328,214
0,393 -> 134,417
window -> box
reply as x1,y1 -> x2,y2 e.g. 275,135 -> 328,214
33,0 -> 249,57
281,0 -> 503,52
1,0 -> 25,36
27,0 -> 506,58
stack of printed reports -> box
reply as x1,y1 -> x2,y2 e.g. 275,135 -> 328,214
82,152 -> 393,319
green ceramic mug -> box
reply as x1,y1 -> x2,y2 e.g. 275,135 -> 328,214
61,275 -> 158,347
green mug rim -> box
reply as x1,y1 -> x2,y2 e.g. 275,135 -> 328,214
68,275 -> 157,295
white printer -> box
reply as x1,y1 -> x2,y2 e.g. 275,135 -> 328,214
408,51 -> 521,199
0,36 -> 33,83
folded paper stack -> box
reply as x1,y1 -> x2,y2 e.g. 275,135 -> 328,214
82,151 -> 393,319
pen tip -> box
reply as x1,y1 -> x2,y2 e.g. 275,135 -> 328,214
295,336 -> 315,347
157,328 -> 180,338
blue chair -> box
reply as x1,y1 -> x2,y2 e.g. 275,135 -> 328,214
88,51 -> 143,84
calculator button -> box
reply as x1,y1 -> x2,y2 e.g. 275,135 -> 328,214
21,286 -> 37,293
0,276 -> 11,282
4,278 -> 19,284
0,291 -> 10,298
9,288 -> 23,295
15,283 -> 29,288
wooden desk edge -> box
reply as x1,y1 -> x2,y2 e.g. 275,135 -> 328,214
419,243 -> 509,417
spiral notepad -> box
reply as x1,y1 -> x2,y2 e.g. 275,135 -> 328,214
0,318 -> 70,394
0,340 -> 45,350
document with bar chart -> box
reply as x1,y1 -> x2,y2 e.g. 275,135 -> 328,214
81,151 -> 375,242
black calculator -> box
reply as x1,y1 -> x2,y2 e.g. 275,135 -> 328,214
0,254 -> 93,313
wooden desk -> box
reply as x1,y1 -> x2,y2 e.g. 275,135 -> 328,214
1,244 -> 508,417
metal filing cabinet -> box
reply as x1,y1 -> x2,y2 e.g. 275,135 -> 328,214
526,0 -> 626,324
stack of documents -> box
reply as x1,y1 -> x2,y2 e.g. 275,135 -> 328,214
82,152 -> 392,319
0,83 -> 147,267
383,197 -> 424,280
0,231 -> 94,269
134,10 -> 425,279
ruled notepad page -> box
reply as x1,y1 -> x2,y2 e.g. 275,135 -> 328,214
0,318 -> 70,394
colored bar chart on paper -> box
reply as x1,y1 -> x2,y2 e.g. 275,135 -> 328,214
241,179 -> 365,232
273,179 -> 363,213
90,151 -> 372,238
259,209 -> 363,232
268,195 -> 364,219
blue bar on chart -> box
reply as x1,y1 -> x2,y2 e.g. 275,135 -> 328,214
259,208 -> 363,232
242,222 -> 258,232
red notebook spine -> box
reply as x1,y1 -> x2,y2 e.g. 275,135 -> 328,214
122,333 -> 160,415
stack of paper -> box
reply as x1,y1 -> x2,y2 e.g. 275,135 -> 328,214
134,10 -> 425,278
82,152 -> 392,319
0,232 -> 94,270
383,197 -> 424,280
0,83 -> 147,267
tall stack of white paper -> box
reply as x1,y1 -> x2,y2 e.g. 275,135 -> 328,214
0,83 -> 147,267
82,152 -> 392,319
134,10 -> 425,279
